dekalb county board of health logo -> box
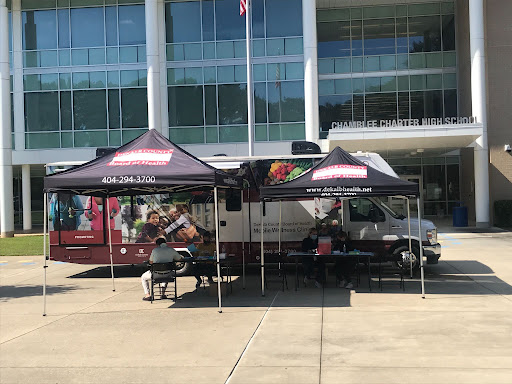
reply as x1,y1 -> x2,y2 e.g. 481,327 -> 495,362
108,149 -> 174,166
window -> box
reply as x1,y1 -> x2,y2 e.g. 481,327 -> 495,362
166,1 -> 201,43
24,92 -> 59,131
267,81 -> 304,123
73,90 -> 107,130
71,8 -> 105,48
121,88 -> 148,128
215,0 -> 245,40
218,84 -> 248,125
119,5 -> 146,45
23,10 -> 57,50
349,198 -> 385,222
266,0 -> 302,37
168,86 -> 204,126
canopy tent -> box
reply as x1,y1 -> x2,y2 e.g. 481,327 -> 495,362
42,129 -> 243,315
44,129 -> 242,196
259,146 -> 425,297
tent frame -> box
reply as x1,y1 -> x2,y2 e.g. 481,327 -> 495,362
259,195 -> 425,298
42,186 -> 242,316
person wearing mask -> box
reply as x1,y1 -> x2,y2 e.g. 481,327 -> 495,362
141,237 -> 184,301
301,228 -> 324,288
49,193 -> 84,231
190,231 -> 216,288
332,231 -> 355,289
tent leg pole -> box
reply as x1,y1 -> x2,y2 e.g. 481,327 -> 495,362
214,187 -> 222,313
417,197 -> 425,298
107,196 -> 115,292
242,189 -> 245,289
407,198 -> 413,278
43,193 -> 48,316
279,200 -> 283,270
260,202 -> 265,297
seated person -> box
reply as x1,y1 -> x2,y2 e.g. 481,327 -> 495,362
136,210 -> 164,243
190,231 -> 216,288
141,237 -> 184,301
332,231 -> 355,289
301,228 -> 325,288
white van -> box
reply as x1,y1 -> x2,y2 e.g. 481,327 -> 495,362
209,153 -> 441,270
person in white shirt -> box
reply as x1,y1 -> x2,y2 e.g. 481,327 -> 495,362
141,237 -> 183,301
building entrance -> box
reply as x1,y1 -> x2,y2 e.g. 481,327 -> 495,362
388,175 -> 423,218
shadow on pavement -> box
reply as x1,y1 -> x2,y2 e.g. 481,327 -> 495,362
0,284 -> 80,301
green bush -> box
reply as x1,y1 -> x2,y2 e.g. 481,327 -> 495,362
134,219 -> 146,235
494,200 -> 512,228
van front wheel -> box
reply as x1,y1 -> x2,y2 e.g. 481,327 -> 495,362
392,245 -> 420,273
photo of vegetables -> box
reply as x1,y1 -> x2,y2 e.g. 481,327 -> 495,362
258,159 -> 313,186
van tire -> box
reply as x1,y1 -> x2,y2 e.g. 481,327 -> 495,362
392,245 -> 420,273
174,260 -> 193,276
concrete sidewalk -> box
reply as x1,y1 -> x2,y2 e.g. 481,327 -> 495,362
1,231 -> 512,383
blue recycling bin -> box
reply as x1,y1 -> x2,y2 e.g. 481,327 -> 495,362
453,205 -> 468,227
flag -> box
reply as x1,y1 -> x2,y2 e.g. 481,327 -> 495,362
275,64 -> 281,89
240,0 -> 247,16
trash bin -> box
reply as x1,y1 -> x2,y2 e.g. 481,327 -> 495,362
452,204 -> 468,227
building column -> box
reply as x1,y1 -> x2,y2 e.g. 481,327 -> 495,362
469,0 -> 490,227
21,164 -> 31,231
0,0 -> 14,237
157,0 -> 168,136
302,0 -> 319,143
12,0 -> 24,151
145,0 -> 162,133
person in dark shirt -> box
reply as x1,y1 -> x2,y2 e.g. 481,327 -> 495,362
301,228 -> 324,288
332,231 -> 355,289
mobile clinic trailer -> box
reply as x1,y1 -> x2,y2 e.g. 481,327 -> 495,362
43,129 -> 242,314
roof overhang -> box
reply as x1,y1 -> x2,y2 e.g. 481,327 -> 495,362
328,123 -> 483,154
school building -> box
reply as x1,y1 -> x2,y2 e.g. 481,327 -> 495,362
0,0 -> 511,236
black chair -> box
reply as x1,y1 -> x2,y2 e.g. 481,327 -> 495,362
265,252 -> 288,292
150,262 -> 177,303
378,255 -> 405,291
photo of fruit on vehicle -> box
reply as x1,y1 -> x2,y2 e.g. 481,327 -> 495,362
254,159 -> 313,186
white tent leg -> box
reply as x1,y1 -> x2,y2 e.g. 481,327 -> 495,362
278,200 -> 282,260
407,198 -> 413,278
260,202 -> 265,296
107,196 -> 115,292
214,187 -> 222,313
43,193 -> 48,316
242,189 -> 245,289
417,197 -> 425,298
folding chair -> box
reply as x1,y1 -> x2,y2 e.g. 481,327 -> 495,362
378,255 -> 405,291
265,252 -> 288,292
150,262 -> 177,303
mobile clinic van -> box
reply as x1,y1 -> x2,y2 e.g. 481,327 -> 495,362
207,152 -> 441,271
46,152 -> 440,273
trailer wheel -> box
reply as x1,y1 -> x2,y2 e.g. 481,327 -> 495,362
393,245 -> 420,273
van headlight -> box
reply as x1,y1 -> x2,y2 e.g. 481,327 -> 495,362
426,229 -> 437,244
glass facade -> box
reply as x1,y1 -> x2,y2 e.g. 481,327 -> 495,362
165,0 -> 305,144
317,2 -> 457,138
18,0 -> 148,149
388,156 -> 460,217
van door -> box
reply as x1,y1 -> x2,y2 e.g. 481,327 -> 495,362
345,198 -> 388,254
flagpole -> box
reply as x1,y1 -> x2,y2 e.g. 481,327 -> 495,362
245,0 -> 254,156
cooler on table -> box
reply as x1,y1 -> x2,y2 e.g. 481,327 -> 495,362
317,236 -> 332,255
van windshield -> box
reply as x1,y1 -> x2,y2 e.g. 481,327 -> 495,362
373,198 -> 402,219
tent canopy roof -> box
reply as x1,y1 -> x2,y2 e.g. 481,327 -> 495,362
44,130 -> 242,196
259,146 -> 419,200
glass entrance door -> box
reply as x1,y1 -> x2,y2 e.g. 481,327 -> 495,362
388,175 -> 423,218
